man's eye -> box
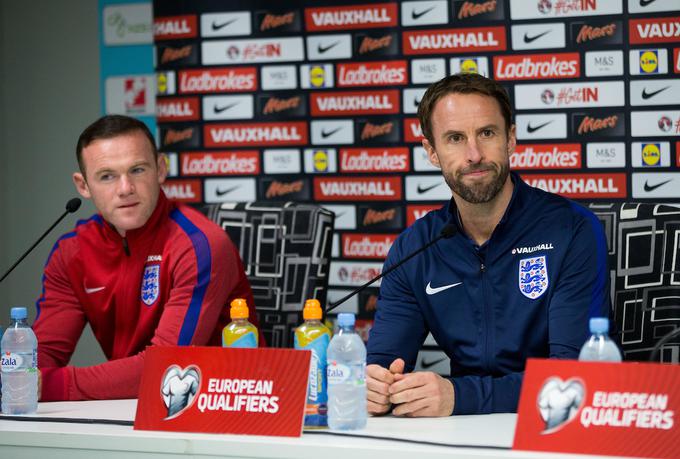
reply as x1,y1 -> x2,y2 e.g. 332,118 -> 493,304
449,135 -> 463,142
481,129 -> 494,138
99,174 -> 113,181
131,167 -> 146,174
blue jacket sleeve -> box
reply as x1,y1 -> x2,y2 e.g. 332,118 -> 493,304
451,204 -> 610,415
367,235 -> 429,372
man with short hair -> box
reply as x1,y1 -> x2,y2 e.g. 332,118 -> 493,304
34,115 -> 261,400
366,73 -> 610,416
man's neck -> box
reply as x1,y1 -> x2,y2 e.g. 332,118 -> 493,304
454,178 -> 514,246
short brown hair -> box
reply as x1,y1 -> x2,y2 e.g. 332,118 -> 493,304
76,115 -> 157,174
417,73 -> 512,146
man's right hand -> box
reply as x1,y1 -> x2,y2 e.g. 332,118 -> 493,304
366,358 -> 405,415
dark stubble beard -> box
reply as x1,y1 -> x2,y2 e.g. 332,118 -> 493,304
443,160 -> 510,204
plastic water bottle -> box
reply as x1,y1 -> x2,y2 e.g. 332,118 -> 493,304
294,299 -> 331,428
578,317 -> 622,362
1,307 -> 38,414
326,313 -> 366,430
222,298 -> 258,348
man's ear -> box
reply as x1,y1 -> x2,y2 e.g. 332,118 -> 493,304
422,138 -> 441,169
157,153 -> 168,184
507,124 -> 517,154
73,172 -> 92,199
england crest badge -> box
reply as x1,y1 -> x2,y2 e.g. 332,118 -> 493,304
518,256 -> 549,299
141,264 -> 160,306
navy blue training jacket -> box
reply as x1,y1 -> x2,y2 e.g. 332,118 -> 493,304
367,173 -> 610,415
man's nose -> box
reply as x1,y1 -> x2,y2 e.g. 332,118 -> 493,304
465,138 -> 483,163
118,174 -> 135,195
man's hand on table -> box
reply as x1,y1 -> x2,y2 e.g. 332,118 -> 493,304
366,358 -> 455,417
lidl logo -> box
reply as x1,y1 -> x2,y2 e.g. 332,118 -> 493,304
460,58 -> 479,74
310,66 -> 327,88
639,50 -> 659,74
641,143 -> 661,166
313,149 -> 329,171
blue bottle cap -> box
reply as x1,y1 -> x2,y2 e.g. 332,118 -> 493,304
337,313 -> 355,327
589,317 -> 609,334
11,307 -> 28,320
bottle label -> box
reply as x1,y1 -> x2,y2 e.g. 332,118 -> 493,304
297,334 -> 330,403
327,362 -> 351,384
1,351 -> 37,373
228,332 -> 257,348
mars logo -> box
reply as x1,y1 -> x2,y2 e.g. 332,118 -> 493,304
161,364 -> 201,420
537,377 -> 585,432
642,143 -> 661,166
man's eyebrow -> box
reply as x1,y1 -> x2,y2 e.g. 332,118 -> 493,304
440,124 -> 502,138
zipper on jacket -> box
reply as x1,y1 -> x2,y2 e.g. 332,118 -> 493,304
122,237 -> 130,256
474,250 -> 491,372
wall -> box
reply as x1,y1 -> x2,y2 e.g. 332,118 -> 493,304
0,0 -> 105,365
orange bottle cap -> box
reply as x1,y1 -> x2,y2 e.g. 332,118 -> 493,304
230,298 -> 249,319
303,299 -> 322,320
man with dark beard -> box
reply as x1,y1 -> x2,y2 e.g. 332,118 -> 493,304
365,73 -> 610,417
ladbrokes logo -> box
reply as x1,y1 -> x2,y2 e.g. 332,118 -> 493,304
179,67 -> 257,93
337,60 -> 407,87
494,53 -> 579,80
340,148 -> 409,172
305,3 -> 397,31
311,90 -> 399,116
403,26 -> 506,54
511,144 -> 581,170
630,17 -> 680,44
522,173 -> 627,198
182,151 -> 259,176
342,234 -> 397,259
205,122 -> 308,147
162,179 -> 201,203
154,15 -> 197,40
156,97 -> 199,122
314,177 -> 402,201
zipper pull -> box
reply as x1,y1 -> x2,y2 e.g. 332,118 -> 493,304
480,263 -> 486,273
122,237 -> 130,256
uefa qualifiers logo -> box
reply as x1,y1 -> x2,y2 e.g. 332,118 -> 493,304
160,364 -> 202,420
537,377 -> 585,433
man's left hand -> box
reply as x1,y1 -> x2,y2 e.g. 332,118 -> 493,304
388,371 -> 455,417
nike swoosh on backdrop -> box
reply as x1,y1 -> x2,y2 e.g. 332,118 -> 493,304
212,18 -> 238,31
417,183 -> 441,194
527,120 -> 553,133
643,179 -> 672,192
524,30 -> 550,43
321,127 -> 342,138
216,186 -> 241,196
425,281 -> 462,295
317,41 -> 340,54
641,86 -> 670,100
214,102 -> 239,113
412,6 -> 436,20
639,0 -> 657,6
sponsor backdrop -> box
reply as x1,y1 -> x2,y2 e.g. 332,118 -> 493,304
100,0 -> 156,132
149,0 -> 680,358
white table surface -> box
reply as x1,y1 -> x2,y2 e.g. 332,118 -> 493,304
0,400 -> 636,459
